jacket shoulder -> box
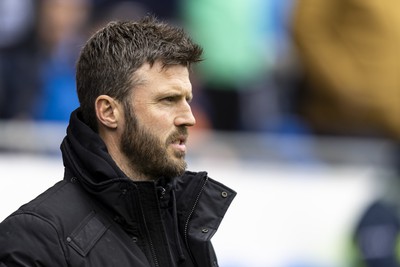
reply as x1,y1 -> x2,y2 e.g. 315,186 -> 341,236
18,180 -> 96,230
0,180 -> 110,264
0,206 -> 69,266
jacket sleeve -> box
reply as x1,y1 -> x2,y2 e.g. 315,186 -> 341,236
0,212 -> 68,267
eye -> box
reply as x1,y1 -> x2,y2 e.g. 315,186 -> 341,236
160,94 -> 193,105
162,96 -> 178,103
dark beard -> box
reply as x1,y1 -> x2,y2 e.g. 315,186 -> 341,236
120,105 -> 187,180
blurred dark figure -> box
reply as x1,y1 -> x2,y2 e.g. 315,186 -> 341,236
0,0 -> 40,119
92,0 -> 179,23
352,201 -> 400,267
32,0 -> 92,121
291,0 -> 400,142
89,1 -> 149,34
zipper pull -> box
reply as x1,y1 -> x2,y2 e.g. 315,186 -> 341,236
158,187 -> 166,199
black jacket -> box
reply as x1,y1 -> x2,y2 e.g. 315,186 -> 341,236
0,110 -> 236,267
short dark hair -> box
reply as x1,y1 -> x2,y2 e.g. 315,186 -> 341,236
76,16 -> 203,131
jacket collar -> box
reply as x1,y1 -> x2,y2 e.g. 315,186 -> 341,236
60,109 -> 157,224
61,108 -> 127,183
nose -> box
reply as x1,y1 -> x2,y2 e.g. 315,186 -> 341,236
174,102 -> 196,127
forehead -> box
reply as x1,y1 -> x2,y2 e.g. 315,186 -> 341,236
132,62 -> 192,97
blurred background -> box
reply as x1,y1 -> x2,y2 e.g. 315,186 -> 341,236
0,0 -> 399,266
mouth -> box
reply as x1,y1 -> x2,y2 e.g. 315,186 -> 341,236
178,136 -> 187,145
170,135 -> 187,153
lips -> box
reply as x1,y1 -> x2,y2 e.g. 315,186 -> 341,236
169,135 -> 187,153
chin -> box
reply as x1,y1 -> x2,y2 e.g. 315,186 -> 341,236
171,157 -> 186,168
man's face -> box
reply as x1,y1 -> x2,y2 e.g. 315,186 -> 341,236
120,62 -> 196,180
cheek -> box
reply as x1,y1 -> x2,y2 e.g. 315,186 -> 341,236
152,109 -> 175,126
157,113 -> 174,135
135,106 -> 176,136
144,112 -> 173,137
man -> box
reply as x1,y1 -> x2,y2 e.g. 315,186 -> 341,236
0,17 -> 236,267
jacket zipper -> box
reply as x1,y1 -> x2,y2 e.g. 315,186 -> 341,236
148,236 -> 159,267
136,189 -> 160,267
183,176 -> 209,266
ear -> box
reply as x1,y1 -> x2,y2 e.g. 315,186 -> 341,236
95,95 -> 120,129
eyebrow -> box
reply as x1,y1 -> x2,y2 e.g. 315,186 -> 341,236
160,91 -> 193,101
